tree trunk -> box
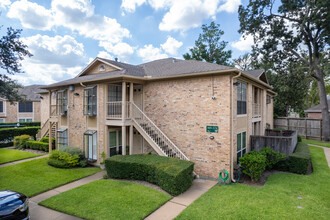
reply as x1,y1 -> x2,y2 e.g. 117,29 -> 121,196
316,76 -> 330,141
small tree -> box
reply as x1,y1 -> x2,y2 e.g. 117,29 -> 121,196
0,27 -> 32,103
183,22 -> 232,66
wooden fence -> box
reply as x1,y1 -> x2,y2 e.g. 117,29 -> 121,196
251,130 -> 297,156
274,117 -> 323,140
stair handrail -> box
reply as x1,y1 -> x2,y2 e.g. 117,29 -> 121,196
131,102 -> 189,161
37,118 -> 50,139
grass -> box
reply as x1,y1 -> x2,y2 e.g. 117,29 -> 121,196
302,139 -> 330,148
176,147 -> 330,220
40,179 -> 171,220
0,158 -> 101,197
0,149 -> 42,164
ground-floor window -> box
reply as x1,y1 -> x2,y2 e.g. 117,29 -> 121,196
237,131 -> 246,163
57,128 -> 68,149
0,118 -> 4,123
109,130 -> 122,157
84,130 -> 97,161
18,118 -> 33,122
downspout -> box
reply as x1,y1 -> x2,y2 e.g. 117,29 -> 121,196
80,82 -> 87,88
231,71 -> 241,182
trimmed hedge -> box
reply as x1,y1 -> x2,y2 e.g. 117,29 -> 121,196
40,137 -> 55,148
25,141 -> 49,152
239,151 -> 266,182
0,126 -> 40,142
0,122 -> 41,127
275,143 -> 311,174
0,142 -> 13,148
48,148 -> 87,168
105,154 -> 194,196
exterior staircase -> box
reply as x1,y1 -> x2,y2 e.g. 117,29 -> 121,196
36,119 -> 57,140
131,102 -> 189,161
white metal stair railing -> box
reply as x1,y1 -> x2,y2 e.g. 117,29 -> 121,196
131,102 -> 189,161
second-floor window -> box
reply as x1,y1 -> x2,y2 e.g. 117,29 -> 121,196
0,101 -> 3,113
19,102 -> 33,112
84,86 -> 97,116
57,90 -> 68,115
237,82 -> 247,115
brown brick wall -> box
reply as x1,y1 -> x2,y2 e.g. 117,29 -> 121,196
307,112 -> 323,119
143,75 -> 232,178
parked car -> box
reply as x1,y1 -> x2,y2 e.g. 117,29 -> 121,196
0,190 -> 29,220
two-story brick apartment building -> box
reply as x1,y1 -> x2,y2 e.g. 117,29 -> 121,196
39,57 -> 275,179
0,85 -> 44,123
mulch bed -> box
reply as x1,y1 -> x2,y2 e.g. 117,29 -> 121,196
5,146 -> 46,155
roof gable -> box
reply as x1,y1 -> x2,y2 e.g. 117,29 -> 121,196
245,69 -> 268,84
76,58 -> 123,77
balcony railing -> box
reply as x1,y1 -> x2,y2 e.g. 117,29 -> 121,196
253,103 -> 261,117
106,101 -> 130,119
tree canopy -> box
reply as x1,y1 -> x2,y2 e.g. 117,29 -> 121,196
239,0 -> 330,140
183,22 -> 232,66
0,27 -> 32,103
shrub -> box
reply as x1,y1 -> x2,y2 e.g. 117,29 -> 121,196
239,151 -> 266,182
48,159 -> 70,168
25,141 -> 49,152
48,148 -> 85,168
60,147 -> 84,160
274,143 -> 311,174
297,135 -> 302,142
0,141 -> 13,148
13,135 -> 32,149
40,137 -> 55,148
105,154 -> 194,196
0,126 -> 40,142
259,147 -> 285,170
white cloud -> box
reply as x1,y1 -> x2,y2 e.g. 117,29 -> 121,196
160,36 -> 182,55
147,0 -> 173,10
137,44 -> 168,62
231,34 -> 254,51
121,0 -> 146,13
7,0 -> 53,30
0,0 -> 11,8
159,0 -> 221,32
97,51 -> 114,60
12,34 -> 87,85
217,0 -> 241,13
99,41 -> 134,61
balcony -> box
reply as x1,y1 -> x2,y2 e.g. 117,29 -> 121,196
106,101 -> 130,119
252,103 -> 261,117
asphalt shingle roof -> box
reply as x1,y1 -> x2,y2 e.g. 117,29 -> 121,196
305,100 -> 330,113
18,85 -> 46,101
42,57 -> 268,89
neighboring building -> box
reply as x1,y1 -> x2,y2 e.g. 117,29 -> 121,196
305,99 -> 330,119
40,57 -> 275,179
0,85 -> 45,123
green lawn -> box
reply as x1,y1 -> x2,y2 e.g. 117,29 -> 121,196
0,158 -> 101,197
40,179 -> 171,220
0,149 -> 42,164
176,147 -> 330,220
302,139 -> 330,148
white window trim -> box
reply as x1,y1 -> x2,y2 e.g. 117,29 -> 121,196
18,118 -> 33,122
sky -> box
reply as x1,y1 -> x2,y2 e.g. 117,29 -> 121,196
0,0 -> 254,86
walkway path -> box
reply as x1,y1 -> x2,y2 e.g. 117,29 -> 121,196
146,178 -> 217,220
308,144 -> 330,167
0,154 -> 48,168
29,171 -> 106,220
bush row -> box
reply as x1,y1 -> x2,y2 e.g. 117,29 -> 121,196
0,126 -> 40,142
48,148 -> 87,168
275,143 -> 311,174
0,141 -> 14,148
40,137 -> 55,149
239,147 -> 285,182
105,154 -> 194,196
0,121 -> 41,127
14,135 -> 53,152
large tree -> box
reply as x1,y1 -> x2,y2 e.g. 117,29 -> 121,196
183,22 -> 232,66
239,0 -> 330,140
0,27 -> 32,103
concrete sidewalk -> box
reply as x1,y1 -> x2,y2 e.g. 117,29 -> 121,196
308,144 -> 330,167
0,154 -> 48,168
146,179 -> 217,220
29,171 -> 106,220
